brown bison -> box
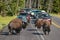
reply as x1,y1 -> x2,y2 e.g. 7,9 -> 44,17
35,19 -> 51,35
35,19 -> 43,28
42,19 -> 51,35
8,18 -> 23,34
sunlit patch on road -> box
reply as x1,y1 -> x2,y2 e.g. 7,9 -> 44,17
52,22 -> 60,28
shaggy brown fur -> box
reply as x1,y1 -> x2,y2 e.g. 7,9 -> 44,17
35,19 -> 43,28
35,19 -> 51,35
8,18 -> 23,34
9,18 -> 22,29
43,20 -> 51,26
35,19 -> 51,28
42,20 -> 51,35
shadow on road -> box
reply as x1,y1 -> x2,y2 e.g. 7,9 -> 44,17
32,32 -> 43,35
0,32 -> 9,35
27,28 -> 37,31
0,32 -> 19,35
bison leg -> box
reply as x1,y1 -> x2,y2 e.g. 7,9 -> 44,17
43,27 -> 46,35
12,29 -> 17,34
8,26 -> 12,34
16,27 -> 22,33
8,26 -> 16,34
47,27 -> 50,35
44,31 -> 46,35
11,28 -> 21,35
22,22 -> 27,29
16,29 -> 20,33
42,23 -> 47,35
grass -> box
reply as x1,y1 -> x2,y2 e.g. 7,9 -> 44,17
0,15 -> 17,30
50,13 -> 60,17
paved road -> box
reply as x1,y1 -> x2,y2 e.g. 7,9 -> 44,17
0,23 -> 60,40
0,16 -> 60,40
52,16 -> 60,25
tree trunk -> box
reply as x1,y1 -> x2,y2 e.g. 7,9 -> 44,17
29,0 -> 32,8
47,0 -> 53,13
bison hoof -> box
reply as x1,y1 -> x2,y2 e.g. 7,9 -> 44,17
9,32 -> 11,34
12,30 -> 17,35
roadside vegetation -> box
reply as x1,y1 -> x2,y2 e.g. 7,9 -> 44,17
50,13 -> 60,17
0,0 -> 60,17
0,15 -> 16,30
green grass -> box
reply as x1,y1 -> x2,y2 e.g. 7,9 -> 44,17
0,16 -> 17,30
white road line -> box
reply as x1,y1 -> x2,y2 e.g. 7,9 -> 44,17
37,31 -> 45,40
35,31 -> 41,40
30,24 -> 45,40
30,24 -> 41,40
40,35 -> 45,40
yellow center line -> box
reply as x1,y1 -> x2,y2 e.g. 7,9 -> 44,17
52,22 -> 60,28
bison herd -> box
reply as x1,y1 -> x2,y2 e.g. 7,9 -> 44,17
7,12 -> 51,35
7,17 -> 51,35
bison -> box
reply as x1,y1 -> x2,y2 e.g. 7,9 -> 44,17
35,18 -> 51,35
42,19 -> 51,35
8,18 -> 23,34
35,19 -> 43,29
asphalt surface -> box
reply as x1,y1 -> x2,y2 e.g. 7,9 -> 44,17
52,16 -> 60,25
0,16 -> 60,40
